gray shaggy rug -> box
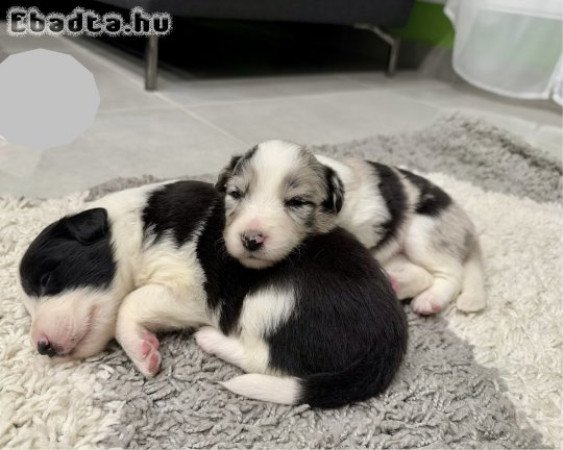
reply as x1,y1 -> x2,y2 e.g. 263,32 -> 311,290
1,115 -> 560,449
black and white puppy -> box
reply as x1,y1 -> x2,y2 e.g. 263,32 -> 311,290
240,140 -> 486,315
202,142 -> 407,406
20,167 -> 407,407
19,185 -> 160,361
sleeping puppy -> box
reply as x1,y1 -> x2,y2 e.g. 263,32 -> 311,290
248,140 -> 486,315
19,185 -> 164,361
19,182 -> 218,371
196,142 -> 407,406
20,174 -> 407,407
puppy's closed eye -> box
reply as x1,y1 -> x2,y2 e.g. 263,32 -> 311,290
227,187 -> 244,200
40,272 -> 52,289
285,197 -> 314,208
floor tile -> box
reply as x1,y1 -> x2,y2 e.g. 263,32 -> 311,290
0,107 -> 246,197
86,64 -> 170,112
0,141 -> 44,179
81,108 -> 246,179
24,150 -> 120,198
158,72 -> 369,105
342,70 -> 444,90
69,36 -> 147,81
188,90 -> 441,145
391,79 -> 562,129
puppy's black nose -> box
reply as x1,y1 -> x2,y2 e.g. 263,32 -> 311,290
241,231 -> 264,251
37,339 -> 57,357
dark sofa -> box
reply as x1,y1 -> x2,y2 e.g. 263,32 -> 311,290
98,0 -> 414,89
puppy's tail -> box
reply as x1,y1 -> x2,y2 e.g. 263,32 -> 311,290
221,374 -> 302,405
222,330 -> 407,408
457,240 -> 487,312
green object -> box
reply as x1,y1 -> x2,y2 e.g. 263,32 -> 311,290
393,1 -> 455,48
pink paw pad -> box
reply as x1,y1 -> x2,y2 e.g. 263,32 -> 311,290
138,331 -> 162,376
388,275 -> 399,294
412,292 -> 444,316
141,331 -> 160,356
146,352 -> 161,375
417,301 -> 442,316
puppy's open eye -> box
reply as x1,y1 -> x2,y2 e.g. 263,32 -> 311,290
227,187 -> 243,200
285,197 -> 313,208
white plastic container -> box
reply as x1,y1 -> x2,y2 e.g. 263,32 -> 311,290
445,0 -> 563,104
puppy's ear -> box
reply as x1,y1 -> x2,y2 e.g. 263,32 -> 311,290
215,155 -> 241,192
64,208 -> 109,244
321,166 -> 344,214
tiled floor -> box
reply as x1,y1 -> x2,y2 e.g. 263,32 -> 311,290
0,22 -> 561,197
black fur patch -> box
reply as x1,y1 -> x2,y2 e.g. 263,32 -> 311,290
215,146 -> 258,192
195,197 -> 253,333
19,208 -> 115,298
238,145 -> 258,168
368,162 -> 407,249
399,169 -> 452,216
321,166 -> 344,214
142,181 -> 219,247
215,155 -> 241,192
263,229 -> 407,407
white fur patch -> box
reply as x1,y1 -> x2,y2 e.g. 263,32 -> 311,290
32,287 -> 118,359
221,374 -> 301,405
316,155 -> 391,249
235,287 -> 295,373
138,232 -> 208,318
238,287 -> 295,337
92,181 -> 173,297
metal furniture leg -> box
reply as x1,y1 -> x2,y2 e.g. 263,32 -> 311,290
354,24 -> 401,77
145,34 -> 159,91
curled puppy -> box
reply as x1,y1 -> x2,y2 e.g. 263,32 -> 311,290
20,173 -> 407,407
18,185 -> 168,361
19,182 -> 216,369
200,142 -> 407,406
249,140 -> 486,315
317,155 -> 486,315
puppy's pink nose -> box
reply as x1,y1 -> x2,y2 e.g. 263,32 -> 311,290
241,230 -> 265,251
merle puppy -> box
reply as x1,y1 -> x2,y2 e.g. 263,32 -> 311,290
20,155 -> 407,407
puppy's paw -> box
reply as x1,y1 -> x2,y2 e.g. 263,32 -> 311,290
194,326 -> 225,355
412,291 -> 444,315
119,328 -> 162,377
456,292 -> 486,312
385,261 -> 433,301
139,331 -> 161,376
